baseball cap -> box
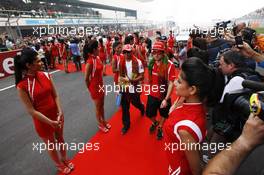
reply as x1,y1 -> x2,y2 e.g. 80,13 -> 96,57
152,41 -> 165,51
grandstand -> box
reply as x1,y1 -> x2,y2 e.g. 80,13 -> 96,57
235,7 -> 264,28
0,0 -> 138,19
0,0 -> 154,40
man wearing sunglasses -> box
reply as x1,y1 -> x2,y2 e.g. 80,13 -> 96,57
146,41 -> 176,140
118,44 -> 145,135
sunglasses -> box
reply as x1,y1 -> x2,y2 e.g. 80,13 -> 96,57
123,51 -> 132,54
152,50 -> 162,55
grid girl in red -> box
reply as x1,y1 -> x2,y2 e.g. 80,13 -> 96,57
14,48 -> 73,174
112,41 -> 123,85
98,38 -> 106,75
164,57 -> 214,175
84,40 -> 110,133
106,36 -> 112,63
50,40 -> 59,69
58,39 -> 69,73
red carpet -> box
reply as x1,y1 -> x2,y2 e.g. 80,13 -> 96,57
56,62 -> 179,175
55,62 -> 113,75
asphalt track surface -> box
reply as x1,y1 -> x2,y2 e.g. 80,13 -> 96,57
1,69 -> 264,175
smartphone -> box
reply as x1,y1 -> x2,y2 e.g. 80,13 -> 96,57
235,36 -> 243,48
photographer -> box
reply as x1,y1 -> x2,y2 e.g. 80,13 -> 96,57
206,50 -> 261,158
203,113 -> 264,175
218,50 -> 251,103
206,35 -> 232,65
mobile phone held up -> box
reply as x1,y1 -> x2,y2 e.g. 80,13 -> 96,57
235,36 -> 243,48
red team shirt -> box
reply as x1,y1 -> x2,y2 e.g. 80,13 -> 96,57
149,60 -> 176,100
164,103 -> 206,175
17,72 -> 59,138
86,55 -> 104,100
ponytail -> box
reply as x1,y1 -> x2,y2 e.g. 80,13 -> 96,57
14,53 -> 23,86
181,57 -> 216,103
14,48 -> 38,86
206,67 -> 225,107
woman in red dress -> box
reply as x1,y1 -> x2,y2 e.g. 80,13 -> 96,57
164,57 -> 214,175
50,40 -> 59,69
84,40 -> 111,133
14,48 -> 73,174
98,38 -> 106,75
112,41 -> 123,85
106,36 -> 112,63
59,39 -> 69,73
137,36 -> 147,67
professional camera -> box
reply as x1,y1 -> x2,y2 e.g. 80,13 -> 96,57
216,20 -> 231,29
241,27 -> 256,47
212,79 -> 264,142
215,20 -> 231,38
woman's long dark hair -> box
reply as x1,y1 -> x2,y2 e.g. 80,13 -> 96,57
14,48 -> 38,86
87,40 -> 98,54
181,57 -> 215,102
112,41 -> 121,55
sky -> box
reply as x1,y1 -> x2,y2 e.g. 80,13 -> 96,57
82,0 -> 264,25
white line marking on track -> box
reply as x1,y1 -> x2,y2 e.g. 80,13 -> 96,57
0,70 -> 61,92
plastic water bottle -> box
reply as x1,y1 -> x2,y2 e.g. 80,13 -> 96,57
116,93 -> 122,106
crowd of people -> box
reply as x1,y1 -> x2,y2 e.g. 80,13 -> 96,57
11,22 -> 264,175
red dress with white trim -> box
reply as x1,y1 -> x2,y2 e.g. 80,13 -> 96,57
17,71 -> 60,138
59,43 -> 67,60
86,55 -> 104,100
99,45 -> 106,62
112,53 -> 124,85
164,103 -> 206,175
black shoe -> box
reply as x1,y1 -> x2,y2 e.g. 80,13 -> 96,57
140,105 -> 145,116
149,121 -> 159,133
157,127 -> 163,140
121,127 -> 129,135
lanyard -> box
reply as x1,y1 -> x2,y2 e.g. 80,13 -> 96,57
92,58 -> 97,77
27,78 -> 36,102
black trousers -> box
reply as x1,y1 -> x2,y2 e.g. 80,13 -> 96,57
121,92 -> 144,129
73,55 -> 82,71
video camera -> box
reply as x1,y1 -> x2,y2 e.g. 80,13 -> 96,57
214,20 -> 231,38
216,20 -> 231,29
212,79 -> 264,141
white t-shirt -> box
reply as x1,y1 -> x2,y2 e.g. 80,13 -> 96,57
220,76 -> 244,103
125,59 -> 144,79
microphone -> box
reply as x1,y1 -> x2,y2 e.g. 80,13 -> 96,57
242,80 -> 264,91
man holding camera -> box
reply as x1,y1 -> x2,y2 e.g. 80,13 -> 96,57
207,50 -> 261,157
218,50 -> 249,103
203,113 -> 264,175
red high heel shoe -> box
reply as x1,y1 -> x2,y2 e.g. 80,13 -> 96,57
63,160 -> 74,170
56,164 -> 71,174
